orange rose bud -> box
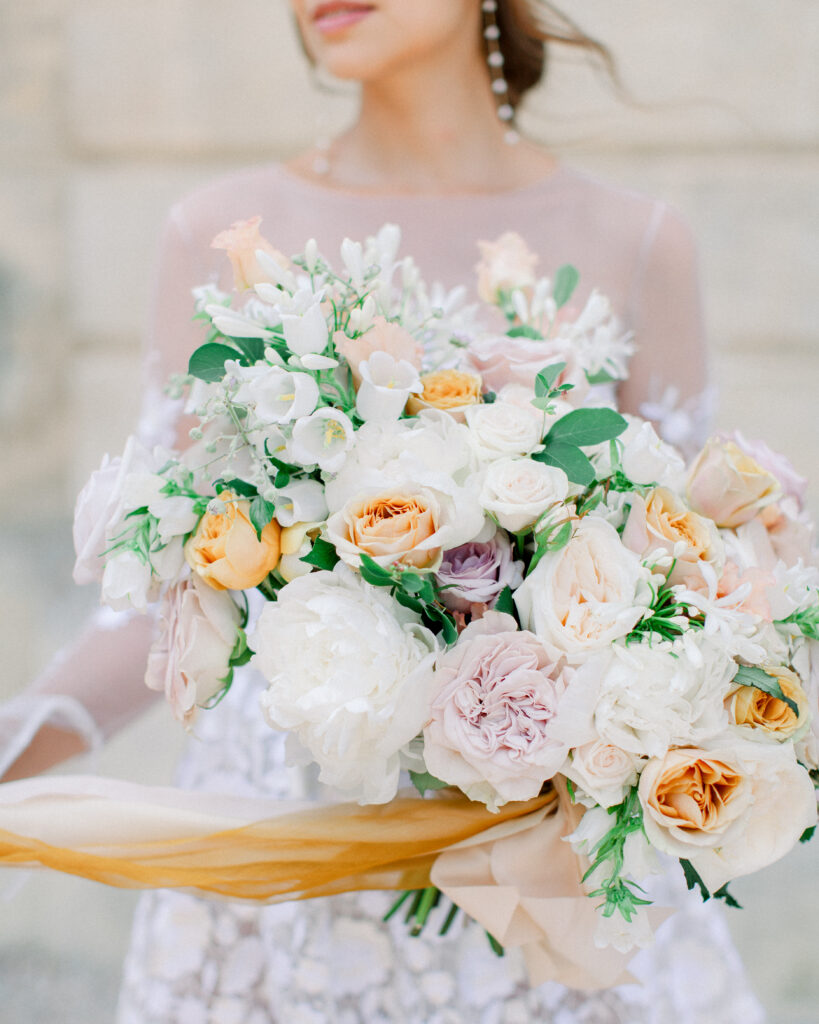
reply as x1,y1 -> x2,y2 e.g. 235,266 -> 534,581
185,494 -> 281,590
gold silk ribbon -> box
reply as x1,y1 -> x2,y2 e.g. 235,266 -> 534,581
0,775 -> 636,989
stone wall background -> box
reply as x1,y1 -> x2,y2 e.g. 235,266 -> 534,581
1,1 -> 817,1020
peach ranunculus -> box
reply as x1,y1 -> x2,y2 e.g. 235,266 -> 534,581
726,665 -> 810,741
475,232 -> 539,303
335,316 -> 423,387
406,369 -> 483,421
185,493 -> 281,590
686,438 -> 782,529
211,216 -> 288,291
327,489 -> 440,570
638,746 -> 752,856
621,487 -> 723,586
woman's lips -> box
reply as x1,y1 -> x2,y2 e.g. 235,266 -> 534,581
312,2 -> 375,35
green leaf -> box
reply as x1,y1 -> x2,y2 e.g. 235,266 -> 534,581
553,264 -> 580,309
712,883 -> 742,909
395,590 -> 425,615
507,325 -> 543,340
533,441 -> 596,487
799,825 -> 816,844
248,496 -> 276,540
482,390 -> 497,404
232,337 -> 266,363
215,477 -> 257,498
229,628 -> 253,668
399,573 -> 425,595
494,585 -> 515,617
300,537 -> 339,572
359,553 -> 396,587
680,859 -> 710,901
585,367 -> 617,386
732,665 -> 800,717
188,343 -> 244,382
409,770 -> 449,796
546,407 -> 628,447
534,361 -> 567,398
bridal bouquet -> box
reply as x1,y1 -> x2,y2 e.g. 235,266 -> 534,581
64,220 -> 819,968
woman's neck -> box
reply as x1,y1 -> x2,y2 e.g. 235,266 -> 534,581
290,44 -> 557,196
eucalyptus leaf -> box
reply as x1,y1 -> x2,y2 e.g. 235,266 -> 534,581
188,342 -> 244,382
732,664 -> 800,716
494,585 -> 515,617
533,441 -> 596,487
534,361 -> 567,398
232,337 -> 266,364
680,859 -> 710,901
359,554 -> 395,586
553,264 -> 580,309
546,407 -> 628,447
585,367 -> 617,386
215,477 -> 257,498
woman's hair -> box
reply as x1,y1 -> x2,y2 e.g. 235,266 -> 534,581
495,0 -> 618,109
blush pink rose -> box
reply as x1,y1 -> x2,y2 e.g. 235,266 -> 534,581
211,216 -> 287,291
475,232 -> 539,303
728,431 -> 808,507
467,334 -> 588,404
145,575 -> 241,725
686,438 -> 782,529
422,611 -> 592,808
335,316 -> 423,387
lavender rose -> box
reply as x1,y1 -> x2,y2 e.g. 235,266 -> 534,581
422,611 -> 594,809
435,532 -> 523,614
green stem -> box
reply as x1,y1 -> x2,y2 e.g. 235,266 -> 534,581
410,886 -> 440,936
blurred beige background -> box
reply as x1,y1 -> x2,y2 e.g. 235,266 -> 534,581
1,1 -> 817,1021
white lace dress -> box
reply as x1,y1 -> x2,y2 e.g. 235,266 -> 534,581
4,163 -> 766,1021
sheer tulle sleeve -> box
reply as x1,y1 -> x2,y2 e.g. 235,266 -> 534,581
0,207 -> 207,781
618,204 -> 714,453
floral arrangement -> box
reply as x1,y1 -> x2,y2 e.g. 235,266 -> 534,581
72,219 -> 819,959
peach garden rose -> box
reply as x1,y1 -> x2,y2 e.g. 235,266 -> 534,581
687,438 -> 782,528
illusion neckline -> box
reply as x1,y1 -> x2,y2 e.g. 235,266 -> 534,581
271,158 -> 570,204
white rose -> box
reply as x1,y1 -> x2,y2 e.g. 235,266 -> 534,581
251,565 -> 439,804
479,456 -> 569,533
563,740 -> 642,809
464,401 -> 543,462
514,518 -> 652,660
593,635 -> 733,758
145,575 -> 241,724
73,436 -> 157,585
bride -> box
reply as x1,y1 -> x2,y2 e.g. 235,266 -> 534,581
2,2 -> 767,1020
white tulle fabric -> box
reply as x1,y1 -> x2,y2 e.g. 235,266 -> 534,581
3,162 -> 762,1020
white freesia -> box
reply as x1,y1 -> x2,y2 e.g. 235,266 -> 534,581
281,302 -> 329,356
289,408 -> 355,473
514,518 -> 653,660
592,635 -> 734,758
465,401 -> 543,462
101,538 -> 187,612
252,565 -> 439,804
479,456 -> 569,533
145,574 -> 241,725
563,740 -> 642,809
205,305 -> 272,340
273,479 -> 328,528
356,350 -> 422,423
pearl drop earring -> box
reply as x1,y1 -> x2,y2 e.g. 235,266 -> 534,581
481,0 -> 519,144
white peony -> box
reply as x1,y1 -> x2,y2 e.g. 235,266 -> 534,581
251,565 -> 439,804
514,518 -> 653,660
592,635 -> 734,758
479,456 -> 569,533
464,401 -> 544,462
